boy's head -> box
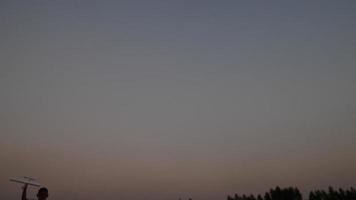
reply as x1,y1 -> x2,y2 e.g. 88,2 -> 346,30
37,187 -> 48,200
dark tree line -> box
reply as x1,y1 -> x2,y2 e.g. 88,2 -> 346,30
309,187 -> 356,200
227,186 -> 356,200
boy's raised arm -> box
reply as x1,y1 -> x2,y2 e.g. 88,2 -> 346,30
21,184 -> 28,200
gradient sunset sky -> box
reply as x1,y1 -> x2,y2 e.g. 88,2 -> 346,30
1,1 -> 356,200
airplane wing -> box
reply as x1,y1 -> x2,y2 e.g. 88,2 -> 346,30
10,177 -> 41,187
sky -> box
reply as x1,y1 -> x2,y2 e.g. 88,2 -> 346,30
1,1 -> 356,200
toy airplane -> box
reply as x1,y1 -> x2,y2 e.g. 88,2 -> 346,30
10,176 -> 41,187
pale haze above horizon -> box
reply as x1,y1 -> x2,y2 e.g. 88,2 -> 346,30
1,1 -> 356,200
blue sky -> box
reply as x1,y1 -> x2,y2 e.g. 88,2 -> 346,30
1,1 -> 356,200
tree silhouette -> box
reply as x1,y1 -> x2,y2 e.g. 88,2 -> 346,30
226,186 -> 355,200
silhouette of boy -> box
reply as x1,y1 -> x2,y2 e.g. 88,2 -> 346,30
22,184 -> 49,200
